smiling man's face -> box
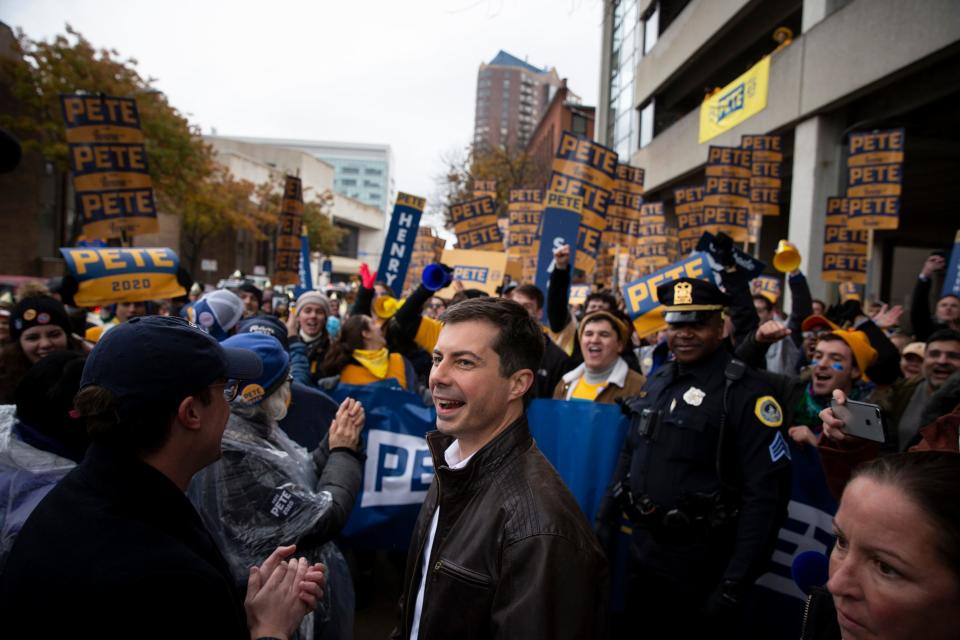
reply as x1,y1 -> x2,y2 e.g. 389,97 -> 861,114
430,319 -> 527,457
811,338 -> 859,397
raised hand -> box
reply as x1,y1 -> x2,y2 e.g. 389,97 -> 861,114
553,244 -> 571,270
328,397 -> 365,451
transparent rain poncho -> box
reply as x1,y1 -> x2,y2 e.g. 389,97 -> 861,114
0,405 -> 77,567
190,404 -> 361,640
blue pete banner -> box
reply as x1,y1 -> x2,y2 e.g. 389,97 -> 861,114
535,191 -> 583,322
527,400 -> 629,521
324,385 -> 630,549
376,192 -> 426,291
327,383 -> 436,550
59,247 -> 184,307
298,228 -> 313,291
942,230 -> 960,298
742,440 -> 837,638
621,252 -> 713,338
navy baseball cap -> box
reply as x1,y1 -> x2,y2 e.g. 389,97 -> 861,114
80,316 -> 262,412
237,315 -> 289,350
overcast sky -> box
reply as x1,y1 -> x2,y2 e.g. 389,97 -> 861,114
3,0 -> 603,228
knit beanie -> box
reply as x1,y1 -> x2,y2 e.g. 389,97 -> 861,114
295,291 -> 332,316
10,296 -> 72,342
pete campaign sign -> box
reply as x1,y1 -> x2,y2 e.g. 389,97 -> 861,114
621,253 -> 713,338
60,247 -> 185,307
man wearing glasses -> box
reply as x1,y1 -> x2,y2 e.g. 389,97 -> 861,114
0,316 -> 326,639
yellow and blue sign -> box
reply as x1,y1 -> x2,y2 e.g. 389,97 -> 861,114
437,248 -> 507,297
507,189 -> 543,283
568,285 -> 591,306
838,282 -> 862,302
60,94 -> 158,239
621,252 -> 713,338
60,247 -> 184,307
703,146 -> 751,242
821,197 -> 868,284
547,131 -> 618,273
752,275 -> 782,303
743,134 -> 783,216
846,129 -> 905,230
675,185 -> 705,256
376,192 -> 425,292
274,176 -> 304,286
604,163 -> 644,250
699,56 -> 771,144
452,196 -> 503,252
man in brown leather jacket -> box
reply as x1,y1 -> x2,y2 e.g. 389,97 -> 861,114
391,297 -> 607,640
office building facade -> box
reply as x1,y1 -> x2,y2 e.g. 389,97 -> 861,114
598,0 -> 960,313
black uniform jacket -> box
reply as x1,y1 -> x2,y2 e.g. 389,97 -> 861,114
606,348 -> 791,587
0,443 -> 248,639
392,415 -> 607,640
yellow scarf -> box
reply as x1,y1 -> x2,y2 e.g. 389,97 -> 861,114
352,348 -> 389,379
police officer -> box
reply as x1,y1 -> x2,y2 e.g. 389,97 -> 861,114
597,277 -> 791,636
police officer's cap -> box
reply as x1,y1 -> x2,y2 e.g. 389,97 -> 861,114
657,277 -> 730,324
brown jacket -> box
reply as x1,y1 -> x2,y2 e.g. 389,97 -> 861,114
552,357 -> 646,404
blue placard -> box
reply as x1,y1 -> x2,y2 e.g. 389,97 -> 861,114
298,232 -> 313,291
527,400 -> 629,521
376,193 -> 425,292
534,195 -> 582,322
942,231 -> 960,298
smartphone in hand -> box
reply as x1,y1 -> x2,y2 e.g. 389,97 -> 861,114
830,398 -> 885,443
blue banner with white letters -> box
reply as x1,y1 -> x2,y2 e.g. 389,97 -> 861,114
376,193 -> 425,293
327,385 -> 630,550
327,382 -> 435,550
535,191 -> 583,323
741,440 -> 837,638
299,230 -> 313,291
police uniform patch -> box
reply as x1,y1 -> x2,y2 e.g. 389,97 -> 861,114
769,431 -> 791,462
755,395 -> 783,427
240,383 -> 265,404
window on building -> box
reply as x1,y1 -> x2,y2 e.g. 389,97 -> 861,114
341,178 -> 357,186
643,3 -> 659,55
341,167 -> 359,175
363,180 -> 380,188
335,223 -> 359,258
368,193 -> 379,201
639,99 -> 655,148
365,168 -> 382,176
572,113 -> 588,136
